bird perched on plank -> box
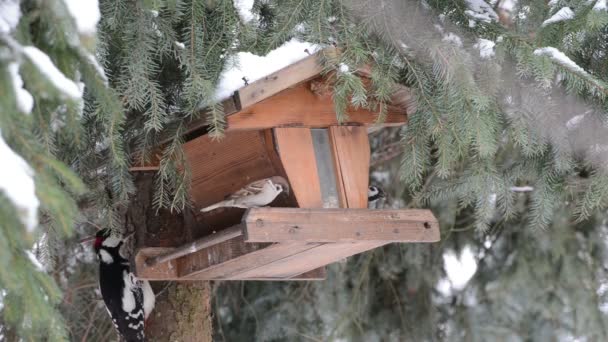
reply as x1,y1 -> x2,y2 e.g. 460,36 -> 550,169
94,228 -> 155,342
200,176 -> 290,212
367,185 -> 386,209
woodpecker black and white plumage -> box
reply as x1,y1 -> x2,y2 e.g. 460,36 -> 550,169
94,229 -> 155,342
200,176 -> 290,212
367,186 -> 386,209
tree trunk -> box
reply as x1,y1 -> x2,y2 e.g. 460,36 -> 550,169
125,173 -> 213,342
146,282 -> 213,342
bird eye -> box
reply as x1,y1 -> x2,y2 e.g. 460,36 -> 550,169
276,185 -> 283,191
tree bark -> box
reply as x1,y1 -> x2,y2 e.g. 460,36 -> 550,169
146,282 -> 213,342
125,173 -> 213,342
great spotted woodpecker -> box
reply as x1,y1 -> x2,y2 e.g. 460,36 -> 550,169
367,186 -> 386,209
94,228 -> 155,342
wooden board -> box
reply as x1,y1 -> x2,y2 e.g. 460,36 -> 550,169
243,208 -> 440,243
178,239 -> 321,280
225,82 -> 407,131
134,245 -> 326,281
273,128 -> 323,208
242,267 -> 327,281
134,247 -> 179,280
329,126 -> 370,208
230,241 -> 387,279
237,50 -> 326,109
185,130 -> 284,210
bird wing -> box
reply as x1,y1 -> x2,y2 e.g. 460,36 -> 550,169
228,179 -> 268,199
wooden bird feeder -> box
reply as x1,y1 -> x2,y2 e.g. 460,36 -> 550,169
129,48 -> 439,281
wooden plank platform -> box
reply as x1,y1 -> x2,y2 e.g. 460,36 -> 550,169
243,208 -> 440,243
134,207 -> 439,280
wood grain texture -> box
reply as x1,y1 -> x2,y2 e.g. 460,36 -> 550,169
231,241 -> 386,279
225,82 -> 407,131
243,208 -> 440,243
144,224 -> 245,267
237,51 -> 325,109
273,128 -> 323,208
184,130 -> 279,210
329,126 -> 370,208
241,267 -> 326,281
178,240 -> 321,280
134,247 -> 179,280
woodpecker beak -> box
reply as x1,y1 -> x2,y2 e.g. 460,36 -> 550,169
79,235 -> 96,244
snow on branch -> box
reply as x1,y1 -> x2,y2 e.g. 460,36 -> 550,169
234,0 -> 256,23
510,186 -> 534,192
8,63 -> 34,114
0,0 -> 20,34
534,47 -> 586,74
474,38 -> 496,59
63,0 -> 101,35
542,7 -> 574,26
0,131 -> 39,232
23,46 -> 83,99
464,0 -> 498,24
214,38 -> 320,101
593,0 -> 607,11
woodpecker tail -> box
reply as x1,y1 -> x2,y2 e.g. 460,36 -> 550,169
200,199 -> 235,212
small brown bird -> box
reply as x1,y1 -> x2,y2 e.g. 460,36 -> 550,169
200,176 -> 290,212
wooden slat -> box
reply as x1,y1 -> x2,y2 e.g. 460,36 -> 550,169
134,247 -> 179,280
134,246 -> 326,281
273,128 -> 323,208
179,240 -> 321,280
237,50 -> 326,109
144,224 -> 245,267
225,82 -> 407,131
231,241 -> 386,279
329,126 -> 370,208
242,268 -> 326,281
243,208 -> 440,243
184,130 -> 278,210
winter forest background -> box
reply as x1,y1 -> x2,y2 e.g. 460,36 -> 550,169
2,0 -> 608,340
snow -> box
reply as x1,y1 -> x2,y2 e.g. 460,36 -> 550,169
86,53 -> 108,85
474,38 -> 495,59
0,0 -> 20,33
510,186 -> 534,192
0,131 -> 39,232
499,0 -> 517,11
488,193 -> 497,207
23,46 -> 83,99
63,0 -> 100,35
8,63 -> 34,114
464,0 -> 499,23
534,47 -> 586,74
437,246 -> 478,295
566,114 -> 584,130
214,38 -> 320,101
26,251 -> 45,271
234,0 -> 255,23
175,41 -> 185,49
442,32 -> 463,47
542,7 -> 574,26
338,63 -> 350,73
548,0 -> 560,7
594,0 -> 607,11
